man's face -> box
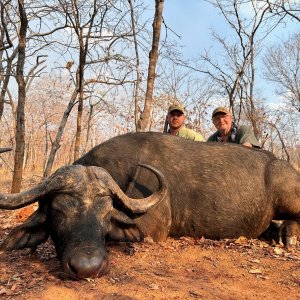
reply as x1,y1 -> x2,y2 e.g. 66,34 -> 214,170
167,110 -> 185,130
212,112 -> 232,134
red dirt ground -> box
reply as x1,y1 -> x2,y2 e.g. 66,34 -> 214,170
0,206 -> 300,300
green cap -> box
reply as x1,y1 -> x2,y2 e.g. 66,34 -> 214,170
168,103 -> 185,114
212,106 -> 231,118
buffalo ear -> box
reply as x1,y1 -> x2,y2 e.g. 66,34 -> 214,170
106,209 -> 143,242
1,202 -> 49,251
110,209 -> 136,225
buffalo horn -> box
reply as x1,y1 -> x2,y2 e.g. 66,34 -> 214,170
0,165 -> 74,209
93,164 -> 168,213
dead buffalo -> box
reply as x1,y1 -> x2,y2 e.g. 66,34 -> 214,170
0,132 -> 299,279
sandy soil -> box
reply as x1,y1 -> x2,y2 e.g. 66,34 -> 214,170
0,207 -> 300,300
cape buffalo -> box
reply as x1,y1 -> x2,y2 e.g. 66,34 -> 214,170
0,132 -> 299,279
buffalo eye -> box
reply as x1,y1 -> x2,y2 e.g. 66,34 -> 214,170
94,195 -> 113,226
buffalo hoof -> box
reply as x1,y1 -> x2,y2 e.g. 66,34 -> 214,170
279,220 -> 300,248
259,220 -> 283,243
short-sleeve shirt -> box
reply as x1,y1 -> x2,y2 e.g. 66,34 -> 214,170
175,126 -> 205,142
207,125 -> 260,147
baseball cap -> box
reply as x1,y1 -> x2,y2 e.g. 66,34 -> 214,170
168,103 -> 185,114
212,106 -> 231,118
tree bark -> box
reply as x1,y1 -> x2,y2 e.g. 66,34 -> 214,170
11,0 -> 28,193
137,0 -> 164,132
43,88 -> 78,177
128,0 -> 141,131
73,50 -> 85,161
0,49 -> 18,120
73,0 -> 97,160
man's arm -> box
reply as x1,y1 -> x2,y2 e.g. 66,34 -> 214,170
242,142 -> 253,147
237,126 -> 260,148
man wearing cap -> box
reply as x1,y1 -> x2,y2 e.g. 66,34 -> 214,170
207,106 -> 260,148
165,103 -> 205,142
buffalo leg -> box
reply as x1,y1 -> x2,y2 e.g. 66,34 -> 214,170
278,220 -> 300,248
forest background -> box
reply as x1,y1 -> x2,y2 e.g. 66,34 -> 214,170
0,0 -> 299,193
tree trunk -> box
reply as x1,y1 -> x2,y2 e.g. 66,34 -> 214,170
248,47 -> 259,138
270,123 -> 290,162
11,0 -> 28,193
73,77 -> 84,161
129,0 -> 141,131
73,0 -> 97,160
84,103 -> 94,153
73,38 -> 85,161
43,88 -> 78,177
43,121 -> 49,173
0,49 -> 18,120
137,0 -> 164,132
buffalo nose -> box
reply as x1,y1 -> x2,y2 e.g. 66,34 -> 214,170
68,253 -> 107,279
